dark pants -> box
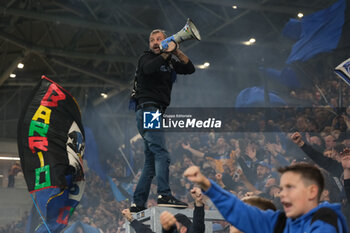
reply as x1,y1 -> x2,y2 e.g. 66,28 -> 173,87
133,106 -> 171,207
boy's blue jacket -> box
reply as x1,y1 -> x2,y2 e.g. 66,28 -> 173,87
203,180 -> 348,233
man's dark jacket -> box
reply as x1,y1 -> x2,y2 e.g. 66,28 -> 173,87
135,51 -> 195,108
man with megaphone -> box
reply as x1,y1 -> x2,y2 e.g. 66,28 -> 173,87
130,20 -> 200,213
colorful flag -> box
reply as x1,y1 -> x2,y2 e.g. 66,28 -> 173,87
17,76 -> 85,233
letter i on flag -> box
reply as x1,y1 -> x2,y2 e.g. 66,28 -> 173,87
335,58 -> 350,86
18,76 -> 85,233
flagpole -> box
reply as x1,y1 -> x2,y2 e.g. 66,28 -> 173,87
261,57 -> 271,128
315,84 -> 330,106
118,147 -> 136,178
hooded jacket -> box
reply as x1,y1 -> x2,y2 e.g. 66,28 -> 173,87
204,180 -> 348,233
134,51 -> 195,108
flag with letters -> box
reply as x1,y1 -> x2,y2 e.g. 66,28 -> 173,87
17,76 -> 85,233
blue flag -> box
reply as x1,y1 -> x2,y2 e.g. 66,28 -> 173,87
84,127 -> 107,181
284,0 -> 346,64
235,86 -> 286,107
107,176 -> 128,202
260,66 -> 301,89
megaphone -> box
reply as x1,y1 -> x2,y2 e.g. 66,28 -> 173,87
160,18 -> 201,51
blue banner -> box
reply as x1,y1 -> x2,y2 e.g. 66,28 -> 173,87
284,0 -> 346,63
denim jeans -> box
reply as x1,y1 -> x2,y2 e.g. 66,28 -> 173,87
133,106 -> 171,207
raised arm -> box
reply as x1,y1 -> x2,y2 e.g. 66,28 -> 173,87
171,46 -> 195,74
182,143 -> 205,158
172,47 -> 190,64
122,209 -> 155,233
290,132 -> 343,177
184,166 -> 211,191
184,166 -> 279,232
190,187 -> 205,233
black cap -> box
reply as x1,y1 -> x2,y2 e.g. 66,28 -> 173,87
174,213 -> 192,230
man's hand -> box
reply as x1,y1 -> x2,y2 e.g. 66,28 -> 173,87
245,144 -> 257,160
190,187 -> 204,206
290,132 -> 305,147
171,42 -> 180,53
122,209 -> 133,222
182,143 -> 191,150
215,173 -> 222,181
160,41 -> 176,60
184,166 -> 211,191
171,44 -> 183,58
163,41 -> 177,53
160,211 -> 177,231
215,173 -> 225,188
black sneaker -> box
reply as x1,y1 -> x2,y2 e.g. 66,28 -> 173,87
157,195 -> 188,208
130,203 -> 146,213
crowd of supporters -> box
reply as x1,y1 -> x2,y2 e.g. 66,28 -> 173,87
2,77 -> 350,232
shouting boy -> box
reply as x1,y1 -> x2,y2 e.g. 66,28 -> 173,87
184,163 -> 348,233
